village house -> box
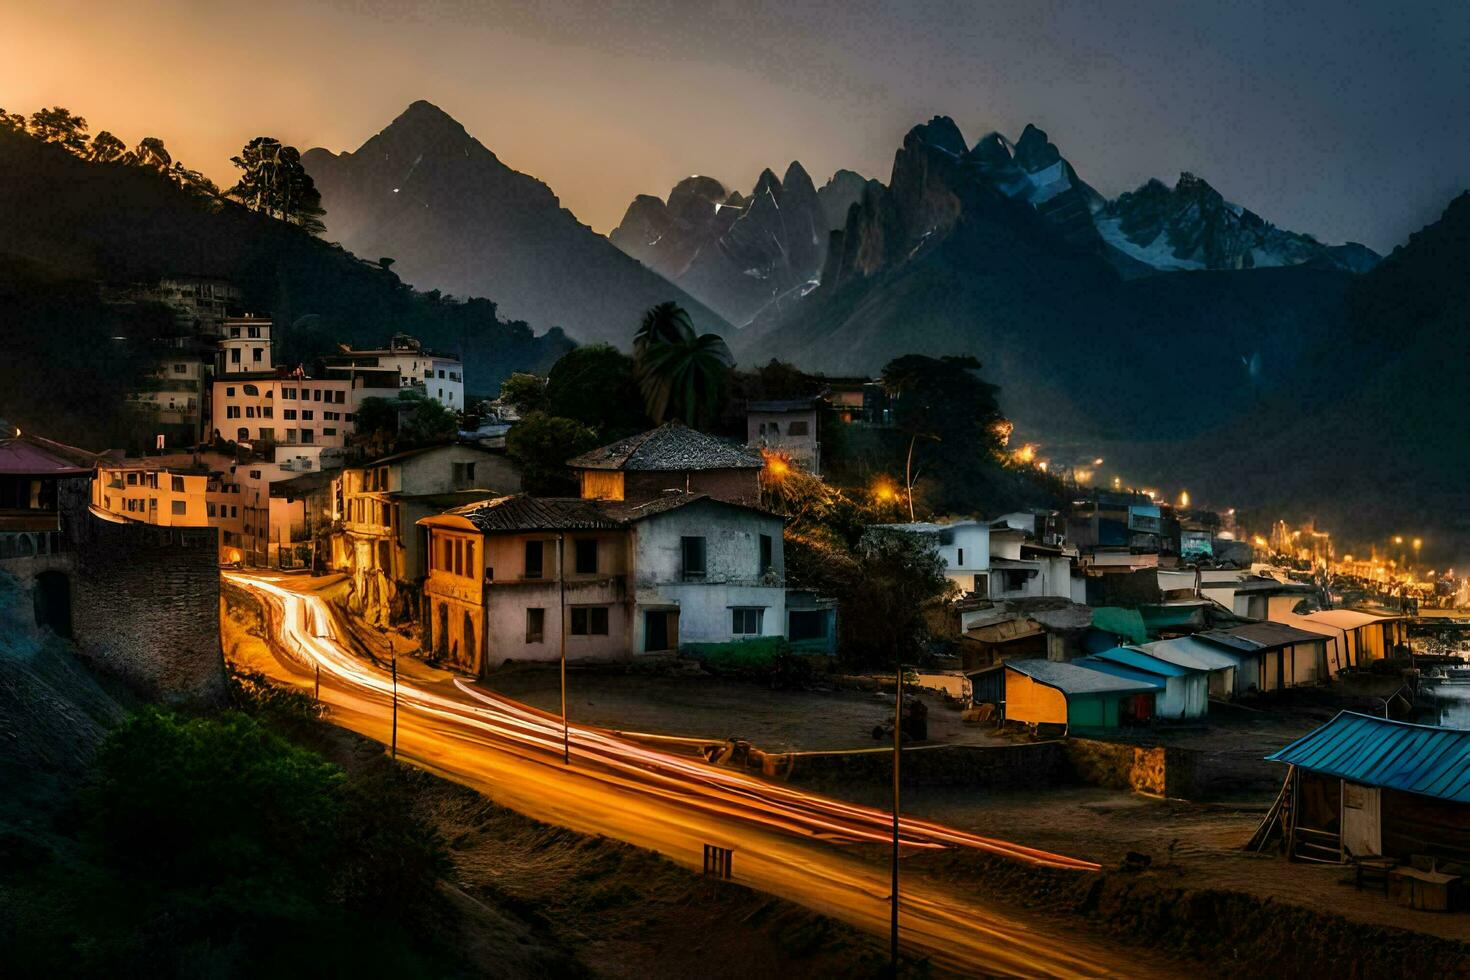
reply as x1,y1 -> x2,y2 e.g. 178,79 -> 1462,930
746,397 -> 821,474
568,421 -> 765,506
331,444 -> 521,624
91,453 -> 246,562
1266,712 -> 1470,870
217,315 -> 273,375
870,520 -> 992,596
417,490 -> 786,675
321,334 -> 465,412
1195,620 -> 1330,692
209,368 -> 399,451
969,658 -> 1159,733
1077,646 -> 1209,720
1271,608 -> 1409,674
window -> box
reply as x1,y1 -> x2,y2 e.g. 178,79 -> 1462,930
570,606 -> 609,636
225,387 -> 236,397
282,387 -> 296,399
231,506 -> 238,517
126,472 -> 139,486
236,427 -> 248,441
957,548 -> 964,566
323,427 -> 336,437
247,325 -> 261,339
284,409 -> 297,420
172,363 -> 187,374
313,389 -> 322,402
438,369 -> 446,379
759,533 -> 773,574
524,539 -> 543,578
680,536 -> 706,579
207,502 -> 216,518
245,407 -> 256,418
574,538 -> 598,574
732,608 -> 764,635
526,608 -> 545,643
226,405 -> 241,419
171,500 -> 186,516
243,384 -> 259,396
252,348 -> 263,362
262,407 -> 273,419
230,348 -> 241,363
453,538 -> 463,576
787,420 -> 810,436
442,538 -> 453,573
300,429 -> 314,444
334,390 -> 345,404
301,410 -> 314,421
171,476 -> 185,492
464,539 -> 475,573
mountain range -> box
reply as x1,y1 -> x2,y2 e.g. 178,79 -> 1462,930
607,165 -> 877,326
301,101 -> 729,348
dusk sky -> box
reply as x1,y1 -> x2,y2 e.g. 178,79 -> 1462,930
5,0 -> 1467,251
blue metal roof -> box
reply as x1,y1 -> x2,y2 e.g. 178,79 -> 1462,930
1265,711 -> 1470,803
1090,646 -> 1192,678
1074,656 -> 1169,690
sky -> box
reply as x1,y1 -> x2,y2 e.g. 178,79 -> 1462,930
4,0 -> 1467,251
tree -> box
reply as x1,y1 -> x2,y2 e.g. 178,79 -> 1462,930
545,343 -> 648,436
506,412 -> 600,495
839,529 -> 955,668
632,301 -> 733,429
125,135 -> 172,170
0,108 -> 27,132
167,160 -> 219,198
27,105 -> 88,151
88,130 -> 126,163
497,371 -> 547,415
880,354 -> 1007,515
228,136 -> 327,235
398,389 -> 458,445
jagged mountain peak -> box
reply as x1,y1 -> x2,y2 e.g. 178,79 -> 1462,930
1012,123 -> 1062,172
907,116 -> 968,158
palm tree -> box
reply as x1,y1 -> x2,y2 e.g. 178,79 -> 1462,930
633,302 -> 733,429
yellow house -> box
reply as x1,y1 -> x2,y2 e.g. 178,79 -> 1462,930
92,453 -> 246,562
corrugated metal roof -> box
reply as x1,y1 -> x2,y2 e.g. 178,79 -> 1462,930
1266,711 -> 1470,803
567,422 -> 764,472
1075,656 -> 1170,689
1004,658 -> 1159,697
1135,635 -> 1240,672
1302,609 -> 1404,630
1091,646 -> 1192,677
1198,621 -> 1327,652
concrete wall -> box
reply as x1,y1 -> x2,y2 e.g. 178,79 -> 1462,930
60,481 -> 224,703
629,499 -> 785,648
398,445 -> 520,496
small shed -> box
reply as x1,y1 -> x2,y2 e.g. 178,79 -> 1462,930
1266,711 -> 1470,864
1083,646 -> 1208,720
1134,635 -> 1240,700
985,658 -> 1159,732
1198,621 -> 1329,691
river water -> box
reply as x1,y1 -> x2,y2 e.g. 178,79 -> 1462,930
1421,684 -> 1470,729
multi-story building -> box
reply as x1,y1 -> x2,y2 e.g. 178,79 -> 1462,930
331,444 -> 522,623
746,397 -> 821,474
91,453 -> 247,562
209,370 -> 399,450
322,334 -> 465,411
418,491 -> 786,675
128,344 -> 215,449
218,315 -> 273,375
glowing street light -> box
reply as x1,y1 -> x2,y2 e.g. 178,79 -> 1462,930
1178,490 -> 1190,508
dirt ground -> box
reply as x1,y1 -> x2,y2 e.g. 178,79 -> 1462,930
477,664 -> 1470,950
481,666 -> 1004,751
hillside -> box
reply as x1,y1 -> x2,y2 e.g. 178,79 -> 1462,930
303,101 -> 730,347
0,126 -> 572,445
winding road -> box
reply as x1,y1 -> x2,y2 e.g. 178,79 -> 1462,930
225,571 -> 1159,977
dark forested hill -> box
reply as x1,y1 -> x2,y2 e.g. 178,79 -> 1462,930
0,126 -> 572,446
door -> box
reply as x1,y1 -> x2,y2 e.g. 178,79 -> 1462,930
645,610 -> 669,652
1341,782 -> 1382,858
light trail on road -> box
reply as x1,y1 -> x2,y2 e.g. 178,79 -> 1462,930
226,572 -> 1157,978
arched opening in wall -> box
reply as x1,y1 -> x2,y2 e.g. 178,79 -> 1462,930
33,570 -> 73,638
462,611 -> 476,666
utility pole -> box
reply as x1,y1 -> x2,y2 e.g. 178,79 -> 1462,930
559,532 -> 569,765
390,648 -> 398,761
891,658 -> 903,973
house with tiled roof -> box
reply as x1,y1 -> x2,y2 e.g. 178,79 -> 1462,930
417,489 -> 794,674
567,422 -> 765,506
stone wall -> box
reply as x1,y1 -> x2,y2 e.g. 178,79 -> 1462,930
59,481 -> 225,704
786,740 -> 1068,789
1064,737 -> 1200,799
